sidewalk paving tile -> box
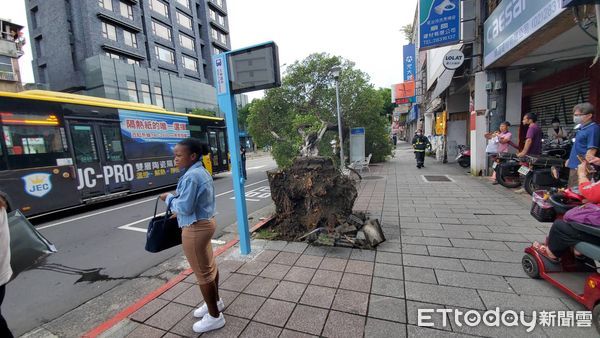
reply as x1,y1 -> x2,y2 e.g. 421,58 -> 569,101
237,260 -> 269,276
220,273 -> 255,292
239,322 -> 282,338
376,241 -> 403,253
284,266 -> 316,284
253,299 -> 296,327
331,289 -> 369,315
368,294 -> 406,323
224,294 -> 266,319
449,239 -> 510,251
217,259 -> 245,273
130,298 -> 169,323
144,302 -> 192,331
403,254 -> 464,271
254,250 -> 279,263
322,310 -> 365,338
477,290 -> 569,313
426,246 -> 488,260
271,280 -> 308,302
402,236 -> 452,247
404,282 -> 485,310
242,276 -> 280,297
319,257 -> 348,271
339,273 -> 372,293
280,329 -> 318,338
325,247 -> 353,259
303,246 -> 329,257
272,251 -> 301,265
294,254 -> 323,268
311,269 -> 343,288
484,249 -> 527,263
402,244 -> 429,255
504,277 -> 573,298
285,304 -> 329,336
344,260 -> 374,275
172,284 -> 203,307
125,325 -> 165,338
460,259 -> 525,277
157,282 -> 192,301
406,325 -> 470,337
264,240 -> 288,251
259,263 -> 291,280
282,242 -> 308,254
371,277 -> 405,298
375,252 -> 403,265
169,309 -> 197,337
202,315 -> 249,338
364,318 -> 407,338
219,289 -> 240,310
374,263 -> 404,280
299,285 -> 336,309
434,270 -> 512,292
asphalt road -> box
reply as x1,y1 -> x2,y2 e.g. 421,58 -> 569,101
4,156 -> 277,336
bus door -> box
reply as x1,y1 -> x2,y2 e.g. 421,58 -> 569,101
67,120 -> 129,199
208,128 -> 229,173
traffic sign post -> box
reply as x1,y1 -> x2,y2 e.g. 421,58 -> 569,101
213,42 -> 280,255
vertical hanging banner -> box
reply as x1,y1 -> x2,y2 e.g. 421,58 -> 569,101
403,44 -> 416,81
419,0 -> 461,50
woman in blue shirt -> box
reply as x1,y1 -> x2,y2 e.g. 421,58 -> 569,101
159,138 -> 224,333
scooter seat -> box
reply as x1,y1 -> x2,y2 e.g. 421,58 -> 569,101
574,242 -> 600,261
570,222 -> 600,260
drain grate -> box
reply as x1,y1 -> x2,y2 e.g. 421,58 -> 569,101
423,175 -> 452,182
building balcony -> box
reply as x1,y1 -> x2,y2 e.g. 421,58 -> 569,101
0,71 -> 17,82
0,38 -> 20,58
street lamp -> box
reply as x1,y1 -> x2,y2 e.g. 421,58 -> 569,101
332,66 -> 344,170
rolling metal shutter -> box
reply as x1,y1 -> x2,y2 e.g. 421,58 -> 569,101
528,80 -> 590,133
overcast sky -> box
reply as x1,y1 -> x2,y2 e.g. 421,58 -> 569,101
2,0 -> 417,95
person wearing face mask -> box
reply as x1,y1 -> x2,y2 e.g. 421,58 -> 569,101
566,103 -> 600,187
547,117 -> 565,142
412,129 -> 430,168
517,112 -> 543,158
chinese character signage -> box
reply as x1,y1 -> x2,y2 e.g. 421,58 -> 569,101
403,44 -> 416,81
118,109 -> 190,159
392,82 -> 416,104
419,0 -> 461,50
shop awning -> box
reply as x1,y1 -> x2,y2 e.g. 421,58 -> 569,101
431,68 -> 456,102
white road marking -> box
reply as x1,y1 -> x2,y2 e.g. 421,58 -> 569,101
247,165 -> 266,170
117,215 -> 227,244
38,179 -> 269,230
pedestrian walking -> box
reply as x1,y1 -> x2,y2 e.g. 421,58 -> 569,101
159,138 -> 225,334
566,103 -> 600,187
0,196 -> 14,338
412,129 -> 430,169
241,146 -> 247,180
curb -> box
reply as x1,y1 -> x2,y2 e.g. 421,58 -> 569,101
82,216 -> 274,338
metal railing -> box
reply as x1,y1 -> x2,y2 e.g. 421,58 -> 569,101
0,71 -> 16,81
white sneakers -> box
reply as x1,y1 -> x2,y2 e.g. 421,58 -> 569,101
192,312 -> 226,333
192,299 -> 226,333
193,298 -> 225,318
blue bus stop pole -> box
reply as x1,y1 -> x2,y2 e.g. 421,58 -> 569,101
214,53 -> 251,255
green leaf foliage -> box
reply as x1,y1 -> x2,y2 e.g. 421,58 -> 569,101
247,53 -> 391,168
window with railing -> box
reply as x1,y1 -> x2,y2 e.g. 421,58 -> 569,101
0,55 -> 14,80
99,0 -> 113,11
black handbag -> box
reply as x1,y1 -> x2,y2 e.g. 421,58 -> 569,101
145,197 -> 182,253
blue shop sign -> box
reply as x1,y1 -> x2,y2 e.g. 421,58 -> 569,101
419,0 -> 461,50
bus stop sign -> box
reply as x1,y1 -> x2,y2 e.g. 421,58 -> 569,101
213,42 -> 281,255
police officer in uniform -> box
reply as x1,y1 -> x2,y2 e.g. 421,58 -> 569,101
412,129 -> 430,169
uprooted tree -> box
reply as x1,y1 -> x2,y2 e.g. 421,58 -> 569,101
247,53 -> 392,168
247,53 -> 388,245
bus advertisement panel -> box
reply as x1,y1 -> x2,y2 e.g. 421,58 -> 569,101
118,109 -> 190,192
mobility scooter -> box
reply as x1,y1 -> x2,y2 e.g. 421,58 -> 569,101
525,188 -> 600,332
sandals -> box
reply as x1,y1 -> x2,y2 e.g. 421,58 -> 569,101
532,242 -> 560,263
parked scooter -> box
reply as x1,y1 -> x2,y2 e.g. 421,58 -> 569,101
525,188 -> 600,333
493,153 -> 526,188
455,145 -> 470,168
520,156 -> 567,195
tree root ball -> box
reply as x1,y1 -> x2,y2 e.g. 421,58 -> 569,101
267,157 -> 358,240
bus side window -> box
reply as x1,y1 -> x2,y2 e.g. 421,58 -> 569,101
101,125 -> 124,162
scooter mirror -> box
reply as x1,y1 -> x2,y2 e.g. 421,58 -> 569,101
551,166 -> 560,180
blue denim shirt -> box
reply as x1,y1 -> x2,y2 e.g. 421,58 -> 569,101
568,121 -> 600,169
165,161 -> 215,228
